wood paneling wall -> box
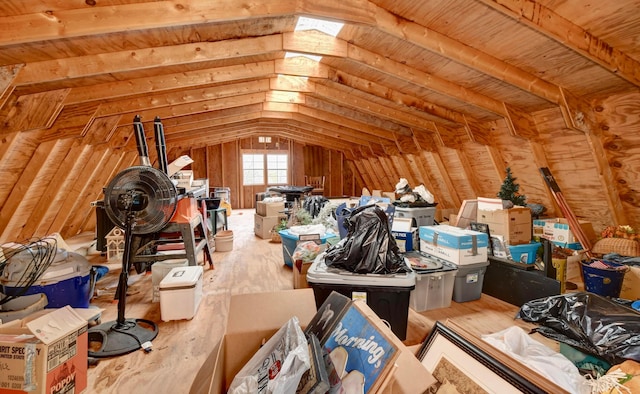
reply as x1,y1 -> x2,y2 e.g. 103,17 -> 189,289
2,91 -> 640,243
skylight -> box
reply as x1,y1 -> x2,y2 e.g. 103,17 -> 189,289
295,16 -> 344,37
284,52 -> 322,62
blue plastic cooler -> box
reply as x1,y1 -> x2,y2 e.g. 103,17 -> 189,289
2,251 -> 93,308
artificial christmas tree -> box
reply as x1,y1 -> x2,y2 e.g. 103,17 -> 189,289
497,167 -> 526,207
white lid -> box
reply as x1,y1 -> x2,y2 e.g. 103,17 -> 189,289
159,266 -> 203,289
306,253 -> 415,287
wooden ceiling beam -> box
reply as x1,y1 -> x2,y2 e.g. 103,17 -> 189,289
118,92 -> 268,126
64,61 -> 277,105
326,68 -> 465,127
0,1 -> 298,46
374,5 -> 562,104
290,112 -> 376,146
312,81 -> 436,131
12,35 -> 283,87
297,105 -> 397,141
95,79 -> 271,118
168,120 -> 358,153
0,65 -> 21,109
270,75 -> 315,93
478,0 -> 640,88
159,104 -> 265,134
0,89 -> 68,135
302,95 -> 410,136
374,4 -> 597,137
0,0 -> 376,46
346,44 -> 506,117
283,30 -> 348,57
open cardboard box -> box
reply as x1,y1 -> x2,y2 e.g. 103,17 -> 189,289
202,289 -> 435,393
0,306 -> 88,394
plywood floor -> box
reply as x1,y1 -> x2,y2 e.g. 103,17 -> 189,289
74,208 -> 566,393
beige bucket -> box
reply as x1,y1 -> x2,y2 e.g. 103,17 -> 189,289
215,230 -> 234,252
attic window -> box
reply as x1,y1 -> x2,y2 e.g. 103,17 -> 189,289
259,136 -> 271,143
295,16 -> 344,37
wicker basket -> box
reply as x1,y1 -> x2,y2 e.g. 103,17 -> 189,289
270,228 -> 282,243
591,237 -> 640,257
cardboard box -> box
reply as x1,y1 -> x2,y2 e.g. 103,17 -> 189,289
476,207 -> 532,245
532,218 -> 596,248
394,207 -> 436,227
391,217 -> 419,252
476,197 -> 509,211
255,201 -> 285,217
253,214 -> 286,239
205,289 -> 436,394
0,306 -> 88,394
419,225 -> 488,265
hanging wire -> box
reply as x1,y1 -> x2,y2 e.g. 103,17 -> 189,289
0,236 -> 59,306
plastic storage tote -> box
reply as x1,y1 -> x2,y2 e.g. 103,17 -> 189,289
452,261 -> 489,302
409,257 -> 458,312
306,254 -> 415,340
279,229 -> 334,267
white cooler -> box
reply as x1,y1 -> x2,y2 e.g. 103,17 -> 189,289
159,265 -> 203,321
151,258 -> 189,302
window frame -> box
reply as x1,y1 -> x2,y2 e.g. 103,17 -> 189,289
241,149 -> 289,187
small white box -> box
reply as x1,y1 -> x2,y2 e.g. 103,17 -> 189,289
151,258 -> 189,302
159,266 -> 203,321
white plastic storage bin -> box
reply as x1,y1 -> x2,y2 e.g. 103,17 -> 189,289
151,258 -> 189,302
159,266 -> 203,321
407,253 -> 457,312
395,206 -> 437,227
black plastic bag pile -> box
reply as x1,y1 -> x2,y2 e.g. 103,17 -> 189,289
324,204 -> 410,275
303,196 -> 329,218
517,292 -> 640,365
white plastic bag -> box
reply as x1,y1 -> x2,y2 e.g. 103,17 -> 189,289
228,316 -> 310,394
292,241 -> 324,263
482,326 -> 590,394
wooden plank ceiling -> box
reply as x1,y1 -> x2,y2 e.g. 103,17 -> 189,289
1,0 -> 638,155
1,0 -> 640,243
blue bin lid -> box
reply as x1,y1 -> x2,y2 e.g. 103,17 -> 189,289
279,228 -> 333,242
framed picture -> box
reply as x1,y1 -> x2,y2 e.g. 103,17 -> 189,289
417,321 -> 549,394
470,221 -> 493,256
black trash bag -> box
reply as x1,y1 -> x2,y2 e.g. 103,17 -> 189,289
516,292 -> 640,364
303,195 -> 329,218
324,204 -> 410,274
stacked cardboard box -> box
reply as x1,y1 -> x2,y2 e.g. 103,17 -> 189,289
476,206 -> 532,245
254,200 -> 286,239
532,218 -> 596,249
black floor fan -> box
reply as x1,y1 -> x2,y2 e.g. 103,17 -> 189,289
88,116 -> 177,357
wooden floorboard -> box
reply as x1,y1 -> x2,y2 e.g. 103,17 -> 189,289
74,208 -> 572,393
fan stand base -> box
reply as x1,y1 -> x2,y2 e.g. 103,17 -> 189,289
88,318 -> 159,358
